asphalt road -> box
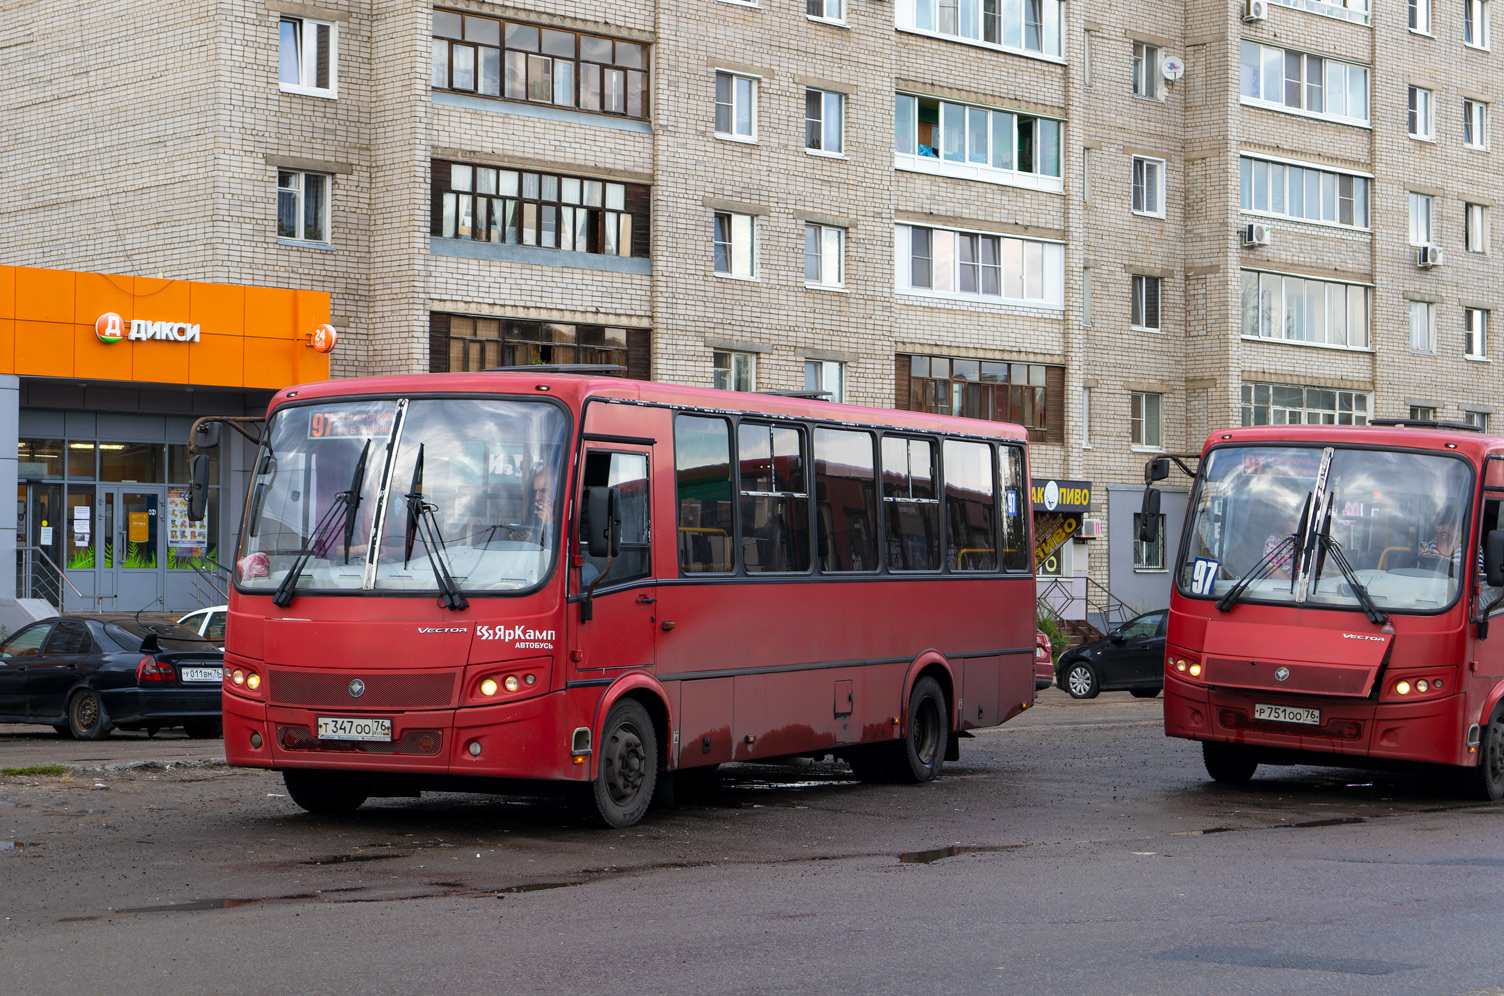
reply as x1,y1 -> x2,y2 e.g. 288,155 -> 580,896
3,690 -> 1504,996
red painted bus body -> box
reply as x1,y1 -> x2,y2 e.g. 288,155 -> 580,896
1162,423 -> 1504,797
220,373 -> 1037,824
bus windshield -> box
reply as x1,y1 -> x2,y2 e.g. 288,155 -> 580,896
1178,445 -> 1473,613
237,397 -> 569,596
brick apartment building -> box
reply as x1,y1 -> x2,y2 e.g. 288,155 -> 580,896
1,0 -> 1501,614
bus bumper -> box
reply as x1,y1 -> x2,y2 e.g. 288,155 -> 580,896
1164,674 -> 1469,766
222,687 -> 601,782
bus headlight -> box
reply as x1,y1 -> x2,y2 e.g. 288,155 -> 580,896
480,678 -> 498,697
1396,680 -> 1412,695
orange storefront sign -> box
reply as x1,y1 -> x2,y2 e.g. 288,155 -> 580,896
0,265 -> 331,389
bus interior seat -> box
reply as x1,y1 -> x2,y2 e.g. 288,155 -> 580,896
1377,546 -> 1415,571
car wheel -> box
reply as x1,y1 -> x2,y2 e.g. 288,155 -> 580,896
283,770 -> 369,814
1472,707 -> 1504,801
574,699 -> 657,828
67,689 -> 112,740
1130,687 -> 1162,699
885,676 -> 947,784
1202,741 -> 1258,784
183,720 -> 222,740
1063,660 -> 1100,699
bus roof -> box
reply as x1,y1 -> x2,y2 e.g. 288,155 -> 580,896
265,372 -> 1031,442
1201,422 -> 1504,461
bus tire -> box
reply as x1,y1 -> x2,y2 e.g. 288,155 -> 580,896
889,676 -> 947,784
283,770 -> 368,815
1202,741 -> 1258,785
580,699 -> 657,828
1473,707 -> 1504,801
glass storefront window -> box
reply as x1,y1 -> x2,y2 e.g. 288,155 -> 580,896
65,488 -> 95,569
167,487 -> 218,569
101,443 -> 163,484
66,442 -> 97,479
18,439 -> 64,478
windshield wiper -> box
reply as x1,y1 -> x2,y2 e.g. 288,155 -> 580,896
1216,493 -> 1312,613
402,444 -> 469,611
272,440 -> 370,608
1312,511 -> 1389,626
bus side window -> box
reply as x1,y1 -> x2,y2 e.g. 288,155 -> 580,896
580,451 -> 650,589
998,443 -> 1029,572
1482,498 -> 1504,612
814,427 -> 879,572
674,416 -> 736,574
882,436 -> 941,571
943,439 -> 998,571
738,422 -> 811,573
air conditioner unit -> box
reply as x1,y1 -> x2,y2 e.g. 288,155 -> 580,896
1242,0 -> 1269,22
1077,517 -> 1103,539
1417,245 -> 1445,268
1242,222 -> 1272,247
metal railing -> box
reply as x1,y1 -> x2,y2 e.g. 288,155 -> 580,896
1036,574 -> 1136,642
16,545 -> 107,613
186,557 -> 233,606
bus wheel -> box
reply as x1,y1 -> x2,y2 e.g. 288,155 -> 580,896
1473,708 -> 1504,801
890,677 -> 947,784
283,770 -> 369,814
1202,741 -> 1258,784
582,699 -> 657,828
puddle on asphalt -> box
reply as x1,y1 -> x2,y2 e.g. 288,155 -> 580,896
0,841 -> 21,851
301,852 -> 405,866
729,779 -> 861,791
897,843 -> 1028,865
494,881 -> 583,894
1289,816 -> 1369,829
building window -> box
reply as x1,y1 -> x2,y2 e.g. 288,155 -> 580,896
1239,156 -> 1369,229
433,315 -> 649,374
1409,86 -> 1434,138
1240,43 -> 1369,125
1410,405 -> 1437,421
1467,203 -> 1491,254
1130,391 -> 1162,449
1131,275 -> 1161,331
1239,271 -> 1370,348
431,10 -> 648,119
1131,157 -> 1165,217
804,224 -> 845,287
277,171 -> 329,243
804,360 -> 845,402
893,93 -> 1063,190
432,161 -> 648,257
1409,192 -> 1434,245
1410,300 -> 1438,352
896,0 -> 1062,58
1132,42 -> 1159,99
1268,0 -> 1370,24
1466,410 -> 1491,431
896,225 -> 1065,306
714,213 -> 757,277
1241,382 -> 1370,426
805,89 -> 844,153
808,0 -> 844,21
1466,0 -> 1491,47
713,350 -> 756,391
715,72 -> 757,140
1467,307 -> 1489,358
1409,0 -> 1432,32
280,17 -> 337,96
1465,99 -> 1490,148
1133,512 -> 1165,569
899,354 -> 1062,442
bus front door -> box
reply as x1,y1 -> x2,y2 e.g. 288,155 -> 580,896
572,449 -> 656,676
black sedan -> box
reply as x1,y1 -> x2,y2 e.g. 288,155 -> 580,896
0,617 -> 224,739
1055,609 -> 1167,699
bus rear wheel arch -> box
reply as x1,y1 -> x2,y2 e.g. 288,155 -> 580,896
890,675 -> 948,783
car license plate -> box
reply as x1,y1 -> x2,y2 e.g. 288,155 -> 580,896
1253,703 -> 1321,726
179,666 -> 223,683
316,717 -> 393,741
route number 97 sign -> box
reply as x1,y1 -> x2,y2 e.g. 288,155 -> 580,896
1189,558 -> 1219,595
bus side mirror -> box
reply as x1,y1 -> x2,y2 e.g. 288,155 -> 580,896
585,487 -> 622,559
1138,489 -> 1162,543
193,421 -> 222,449
188,454 -> 211,522
1487,530 -> 1504,588
1144,457 -> 1171,484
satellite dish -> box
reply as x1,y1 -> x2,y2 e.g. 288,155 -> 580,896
1161,55 -> 1185,82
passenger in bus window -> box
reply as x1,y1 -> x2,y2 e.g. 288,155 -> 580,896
1479,499 -> 1503,612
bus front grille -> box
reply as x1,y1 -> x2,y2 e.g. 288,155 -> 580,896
276,725 -> 444,756
1204,657 -> 1373,697
267,669 -> 460,710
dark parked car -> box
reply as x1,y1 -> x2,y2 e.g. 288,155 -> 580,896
1055,609 -> 1167,699
0,617 -> 224,739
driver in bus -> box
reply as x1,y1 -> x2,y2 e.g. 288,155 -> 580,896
507,464 -> 557,547
1418,503 -> 1480,579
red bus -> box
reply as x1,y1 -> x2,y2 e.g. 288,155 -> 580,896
210,371 -> 1038,826
1146,420 -> 1504,799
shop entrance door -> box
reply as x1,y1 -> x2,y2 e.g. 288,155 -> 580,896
102,488 -> 164,612
19,484 -> 64,602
